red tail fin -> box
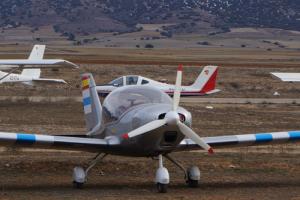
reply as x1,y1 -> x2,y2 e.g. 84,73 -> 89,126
200,67 -> 218,93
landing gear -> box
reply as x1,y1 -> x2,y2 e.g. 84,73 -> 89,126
156,183 -> 168,193
164,154 -> 200,188
186,166 -> 200,188
155,154 -> 169,193
72,153 -> 107,189
73,166 -> 86,188
73,181 -> 84,189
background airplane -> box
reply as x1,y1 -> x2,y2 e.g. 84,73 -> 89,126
0,68 -> 299,193
0,45 -> 79,85
271,72 -> 300,82
96,65 -> 220,96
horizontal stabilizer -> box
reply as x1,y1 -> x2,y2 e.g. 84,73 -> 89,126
205,89 -> 221,95
32,78 -> 67,84
0,59 -> 79,69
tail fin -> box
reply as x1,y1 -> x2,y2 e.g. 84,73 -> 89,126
21,45 -> 46,79
190,65 -> 218,93
28,45 -> 46,60
81,73 -> 103,136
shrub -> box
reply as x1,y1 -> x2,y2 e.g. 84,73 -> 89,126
145,43 -> 154,48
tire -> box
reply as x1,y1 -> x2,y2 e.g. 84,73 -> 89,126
73,181 -> 84,189
156,183 -> 168,193
187,178 -> 199,188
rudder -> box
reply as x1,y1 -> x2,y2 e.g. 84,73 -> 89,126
21,45 -> 46,79
81,73 -> 103,136
190,65 -> 218,93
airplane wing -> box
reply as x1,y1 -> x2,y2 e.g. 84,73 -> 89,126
271,72 -> 300,82
0,132 -> 119,153
0,59 -> 79,69
177,131 -> 300,151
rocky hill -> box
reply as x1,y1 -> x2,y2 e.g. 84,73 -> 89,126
0,0 -> 299,36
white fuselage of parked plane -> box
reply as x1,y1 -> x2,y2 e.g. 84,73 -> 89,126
0,71 -> 34,83
96,76 -> 218,96
96,65 -> 220,96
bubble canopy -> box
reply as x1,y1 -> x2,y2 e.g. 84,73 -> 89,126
103,86 -> 172,122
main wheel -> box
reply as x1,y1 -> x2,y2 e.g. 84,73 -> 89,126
156,183 -> 168,193
73,181 -> 84,189
186,166 -> 200,188
186,178 -> 199,188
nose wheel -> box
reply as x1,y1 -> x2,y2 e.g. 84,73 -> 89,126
155,154 -> 170,193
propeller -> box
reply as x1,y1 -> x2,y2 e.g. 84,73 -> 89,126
122,64 -> 214,154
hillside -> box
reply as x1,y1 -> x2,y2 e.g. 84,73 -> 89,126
0,0 -> 299,37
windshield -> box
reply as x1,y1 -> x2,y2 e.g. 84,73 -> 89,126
109,77 -> 123,86
126,76 -> 138,85
103,86 -> 172,123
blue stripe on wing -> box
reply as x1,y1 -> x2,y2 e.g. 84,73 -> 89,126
16,133 -> 36,144
255,133 -> 273,142
288,131 -> 300,140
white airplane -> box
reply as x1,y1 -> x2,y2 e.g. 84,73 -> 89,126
271,72 -> 300,82
0,45 -> 79,85
96,65 -> 220,96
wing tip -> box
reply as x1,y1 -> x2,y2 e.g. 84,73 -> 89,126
122,133 -> 129,140
208,147 -> 214,154
178,64 -> 183,71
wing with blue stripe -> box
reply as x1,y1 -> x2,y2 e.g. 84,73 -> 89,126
177,131 -> 300,151
0,132 -> 119,153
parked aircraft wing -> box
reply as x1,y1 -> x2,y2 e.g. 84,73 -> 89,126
0,59 -> 79,69
0,132 -> 118,153
271,72 -> 300,82
177,131 -> 300,151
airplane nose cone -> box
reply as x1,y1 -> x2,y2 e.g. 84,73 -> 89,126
165,111 -> 180,125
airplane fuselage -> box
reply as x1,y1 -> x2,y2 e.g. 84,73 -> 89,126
93,103 -> 191,157
0,71 -> 33,83
97,83 -> 211,97
96,73 -> 220,97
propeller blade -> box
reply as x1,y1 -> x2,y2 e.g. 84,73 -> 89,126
173,64 -> 183,111
178,122 -> 214,154
122,119 -> 167,139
